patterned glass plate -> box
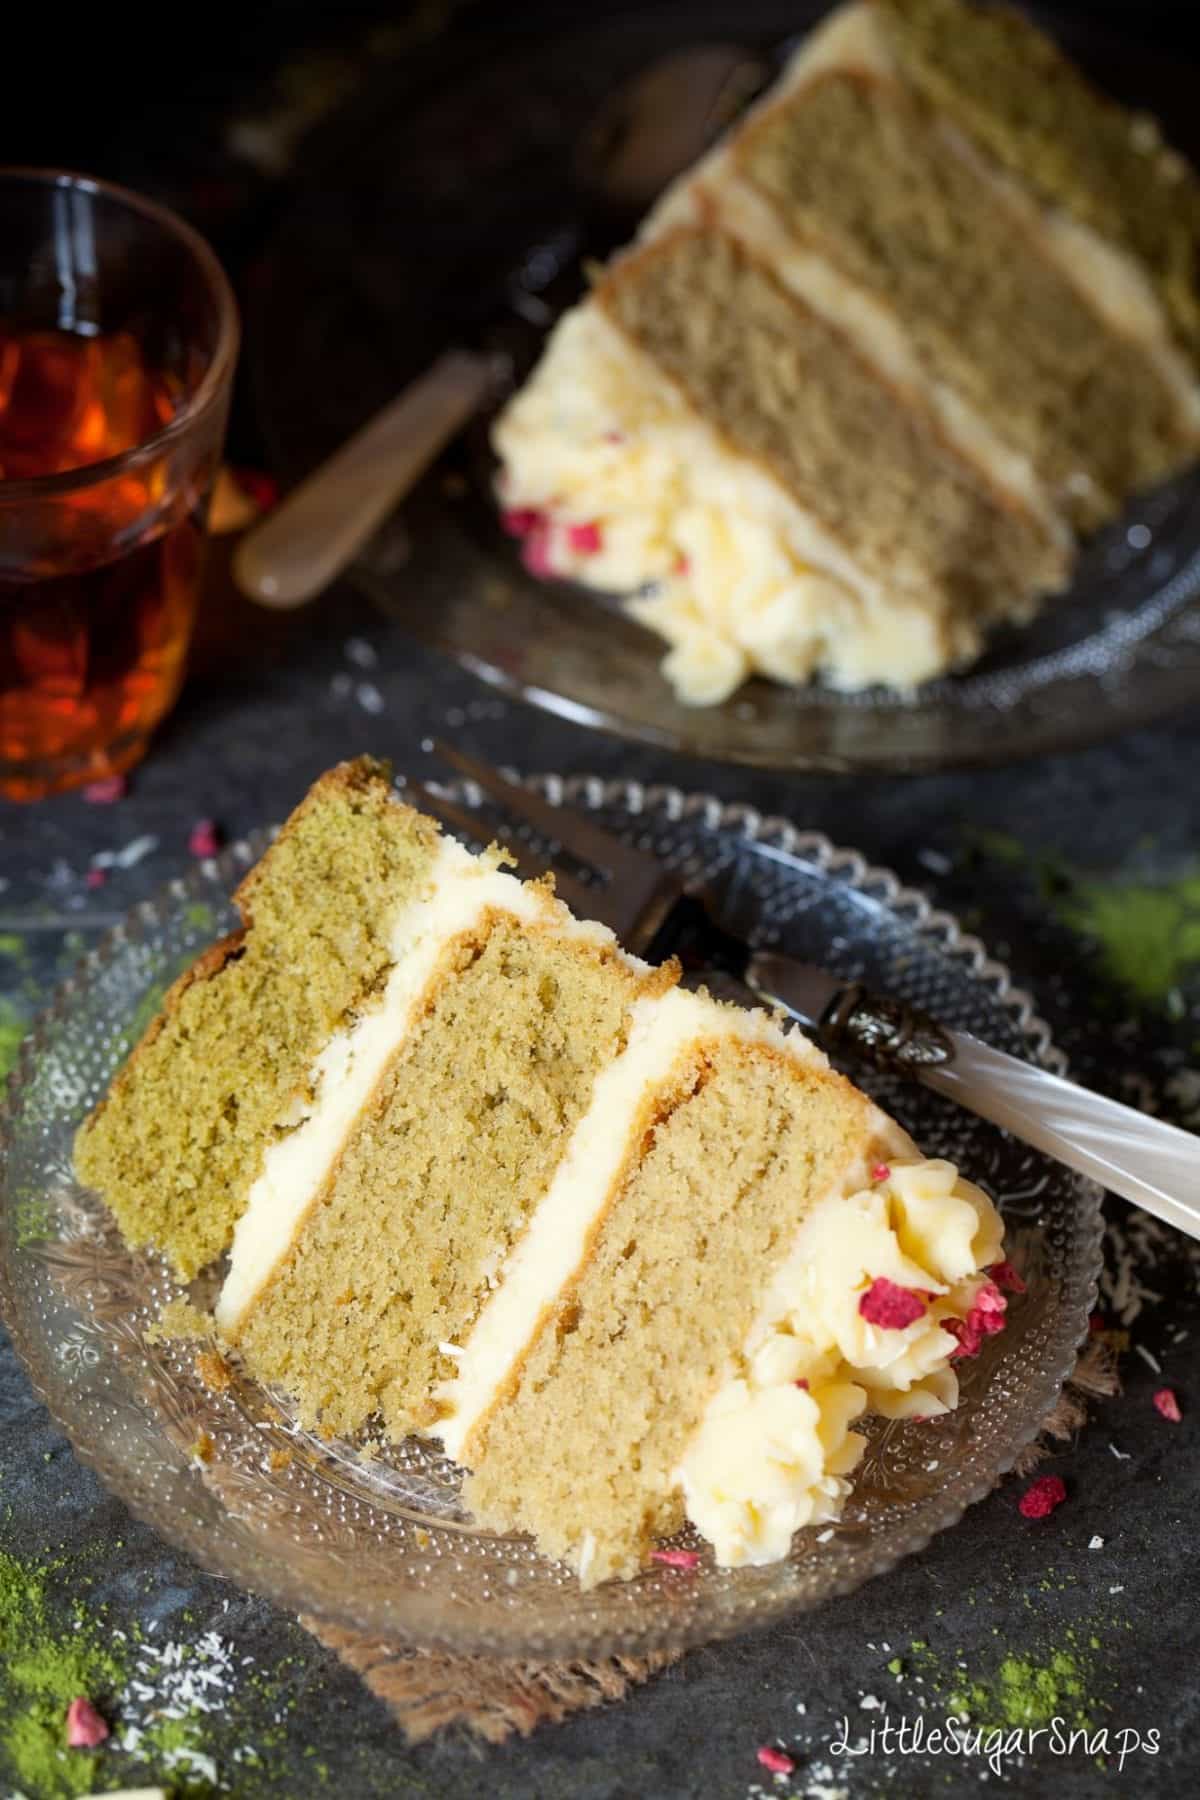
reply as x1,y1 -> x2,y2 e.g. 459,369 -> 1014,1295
0,780 -> 1102,1656
252,0 -> 1200,771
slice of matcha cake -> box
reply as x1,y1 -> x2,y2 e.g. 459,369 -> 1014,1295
77,761 -> 1010,1584
492,0 -> 1200,705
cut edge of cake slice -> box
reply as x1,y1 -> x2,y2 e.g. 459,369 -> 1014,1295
74,758 -> 442,1279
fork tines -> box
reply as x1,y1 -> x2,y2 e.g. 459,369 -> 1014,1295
417,742 -> 681,947
410,778 -> 597,921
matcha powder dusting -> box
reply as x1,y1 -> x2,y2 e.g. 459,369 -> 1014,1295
946,1648 -> 1093,1733
0,1550 -> 125,1798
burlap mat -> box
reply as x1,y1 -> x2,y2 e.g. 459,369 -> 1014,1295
299,1337 -> 1118,1743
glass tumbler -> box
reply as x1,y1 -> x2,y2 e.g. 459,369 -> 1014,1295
0,169 -> 239,801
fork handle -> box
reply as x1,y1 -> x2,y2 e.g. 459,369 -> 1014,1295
233,349 -> 494,609
751,956 -> 1200,1240
919,1034 -> 1200,1241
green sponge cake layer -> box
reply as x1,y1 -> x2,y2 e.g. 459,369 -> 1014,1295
874,0 -> 1200,359
75,760 -> 440,1277
737,69 -> 1197,528
599,227 -> 1064,622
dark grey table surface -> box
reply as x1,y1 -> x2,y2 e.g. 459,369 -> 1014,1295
4,2 -> 1200,1792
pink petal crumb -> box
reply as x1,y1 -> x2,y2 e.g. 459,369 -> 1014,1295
651,1548 -> 701,1571
82,775 -> 127,804
756,1747 -> 796,1776
1018,1474 -> 1067,1520
566,521 -> 603,555
85,868 -> 107,890
794,1378 -> 810,1390
66,1697 -> 109,1748
500,506 -> 542,538
871,1163 -> 891,1183
673,551 -> 691,576
521,525 -> 559,579
1154,1387 -> 1182,1422
188,819 -> 222,858
946,1280 -> 1007,1360
859,1277 -> 927,1330
989,1260 -> 1027,1295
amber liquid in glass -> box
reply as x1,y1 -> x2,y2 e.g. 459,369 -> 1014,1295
0,327 -> 204,800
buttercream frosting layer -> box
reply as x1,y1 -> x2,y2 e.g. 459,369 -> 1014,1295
677,1151 -> 1006,1566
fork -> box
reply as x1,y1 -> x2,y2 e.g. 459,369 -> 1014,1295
412,742 -> 1200,1243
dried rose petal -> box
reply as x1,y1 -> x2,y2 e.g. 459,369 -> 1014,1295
989,1260 -> 1027,1295
673,551 -> 692,576
756,1746 -> 796,1776
973,1280 -> 1007,1320
1018,1474 -> 1067,1519
1089,1312 -> 1107,1333
859,1277 -> 927,1330
871,1163 -> 891,1183
521,525 -> 558,579
946,1281 -> 1007,1360
188,819 -> 222,858
82,775 -> 127,804
500,506 -> 542,538
1154,1387 -> 1183,1422
794,1378 -> 810,1390
233,467 -> 280,512
566,521 -> 603,555
85,868 -> 107,890
66,1697 -> 109,1748
651,1548 -> 701,1570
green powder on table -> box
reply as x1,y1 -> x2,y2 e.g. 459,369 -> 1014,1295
0,1550 -> 126,1798
946,1648 -> 1092,1732
0,999 -> 26,1082
1056,869 -> 1200,1003
969,827 -> 1200,1004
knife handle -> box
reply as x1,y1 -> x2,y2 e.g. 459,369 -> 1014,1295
750,960 -> 1200,1243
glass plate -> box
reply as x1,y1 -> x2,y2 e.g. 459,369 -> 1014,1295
0,780 -> 1102,1656
251,0 -> 1200,771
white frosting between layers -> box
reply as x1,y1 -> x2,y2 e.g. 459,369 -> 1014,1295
434,987 -> 827,1459
676,1152 -> 1006,1567
214,836 -> 617,1334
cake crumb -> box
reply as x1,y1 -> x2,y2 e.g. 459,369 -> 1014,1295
147,1299 -> 215,1346
195,1349 -> 234,1394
